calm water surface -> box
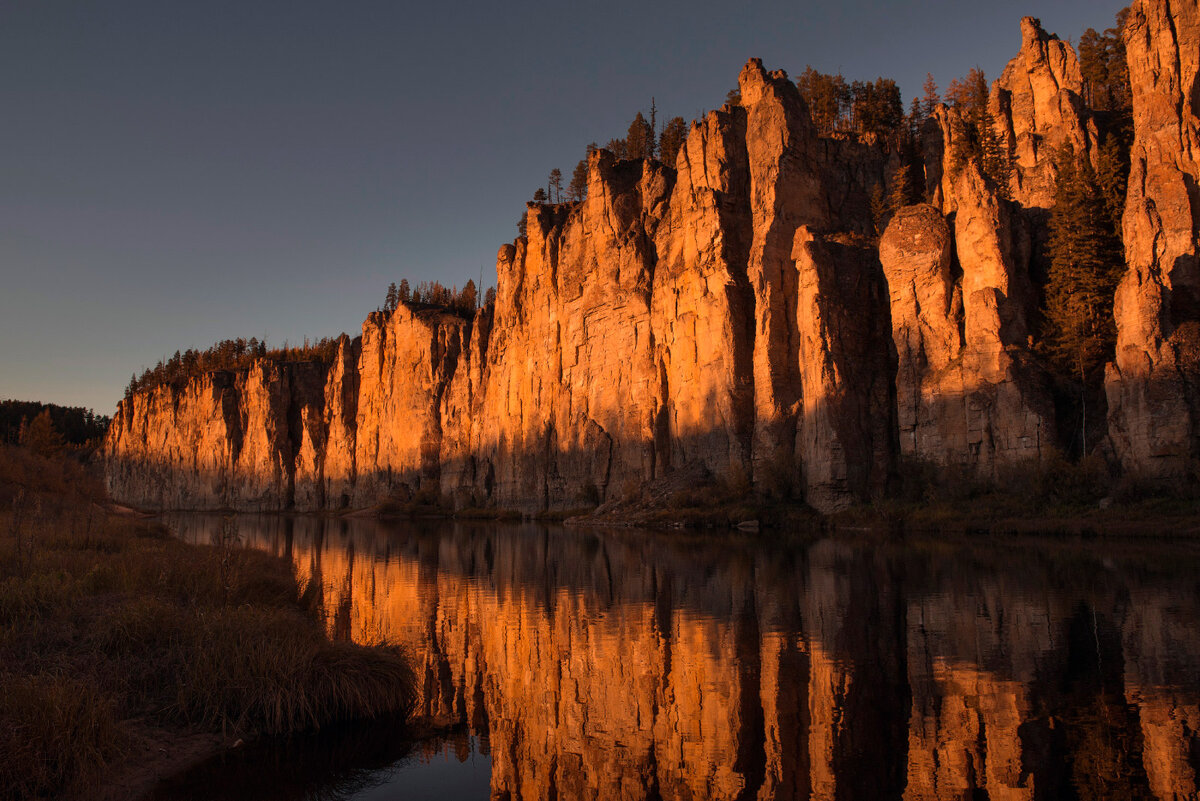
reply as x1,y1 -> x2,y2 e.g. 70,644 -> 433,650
155,516 -> 1200,800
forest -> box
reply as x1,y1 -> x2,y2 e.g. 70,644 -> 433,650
0,401 -> 109,448
123,337 -> 342,399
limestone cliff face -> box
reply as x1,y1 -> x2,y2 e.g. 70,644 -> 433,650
107,57 -> 892,514
1106,0 -> 1200,477
106,6 -> 1200,507
991,17 -> 1099,211
793,227 -> 897,507
106,361 -> 328,510
889,102 -> 1053,470
350,306 -> 470,505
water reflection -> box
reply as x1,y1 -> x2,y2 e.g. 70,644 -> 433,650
167,516 -> 1200,800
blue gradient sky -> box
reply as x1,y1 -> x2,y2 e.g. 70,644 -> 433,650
0,0 -> 1125,414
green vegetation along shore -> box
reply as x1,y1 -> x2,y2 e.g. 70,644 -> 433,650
0,443 -> 416,801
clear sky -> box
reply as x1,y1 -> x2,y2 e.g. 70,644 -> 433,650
0,0 -> 1127,415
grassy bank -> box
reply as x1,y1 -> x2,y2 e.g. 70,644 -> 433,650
0,445 -> 415,801
559,453 -> 1200,535
859,453 -> 1200,536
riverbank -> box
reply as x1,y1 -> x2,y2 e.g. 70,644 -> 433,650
0,445 -> 416,801
553,454 -> 1200,537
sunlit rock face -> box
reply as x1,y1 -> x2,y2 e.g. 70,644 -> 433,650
170,516 -> 1200,800
349,306 -> 470,506
882,143 -> 1054,471
106,5 -> 1200,507
105,361 -> 327,510
106,56 -> 890,514
991,17 -> 1100,211
1106,0 -> 1200,477
894,14 -> 1102,472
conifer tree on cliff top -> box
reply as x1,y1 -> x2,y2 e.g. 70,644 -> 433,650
625,111 -> 654,160
946,67 -> 1012,199
569,159 -> 588,202
658,116 -> 688,167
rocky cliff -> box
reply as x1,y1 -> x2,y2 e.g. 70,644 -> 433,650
106,2 -> 1200,512
1106,0 -> 1200,477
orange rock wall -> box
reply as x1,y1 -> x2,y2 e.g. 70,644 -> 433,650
106,3 -> 1200,507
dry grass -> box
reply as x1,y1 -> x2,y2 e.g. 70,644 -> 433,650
0,445 -> 415,801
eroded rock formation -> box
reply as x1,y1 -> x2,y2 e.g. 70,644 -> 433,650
889,102 -> 1054,469
107,58 -> 894,514
1106,0 -> 1200,477
992,16 -> 1100,211
107,2 -> 1200,510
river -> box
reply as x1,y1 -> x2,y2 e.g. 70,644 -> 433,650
150,515 -> 1200,800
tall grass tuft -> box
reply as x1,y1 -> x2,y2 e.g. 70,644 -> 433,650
0,674 -> 123,801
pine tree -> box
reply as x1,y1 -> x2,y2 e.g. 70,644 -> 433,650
398,279 -> 411,303
1079,11 -> 1132,113
1104,9 -> 1131,111
569,159 -> 588,202
648,98 -> 658,159
1079,28 -> 1107,108
887,163 -> 917,215
797,67 -> 850,135
922,73 -> 940,117
870,183 -> 889,238
517,212 -> 528,238
1040,150 -> 1125,452
658,116 -> 688,167
908,97 -> 922,132
1094,137 -> 1128,231
533,187 -> 547,203
459,279 -> 478,313
385,282 -> 398,312
946,67 -> 1012,197
548,168 -> 563,203
625,111 -> 654,160
604,138 -> 628,159
22,410 -> 64,457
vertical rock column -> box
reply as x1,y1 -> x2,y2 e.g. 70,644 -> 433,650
894,104 -> 1053,471
650,105 -> 755,480
793,227 -> 898,511
739,59 -> 823,481
1106,0 -> 1200,477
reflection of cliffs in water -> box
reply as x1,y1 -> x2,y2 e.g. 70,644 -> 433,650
170,517 -> 1200,800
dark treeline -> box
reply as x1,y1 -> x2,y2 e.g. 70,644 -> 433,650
125,337 -> 342,399
795,69 -> 905,141
378,278 -> 494,319
0,401 -> 110,446
520,99 -> 690,235
1079,11 -> 1132,115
